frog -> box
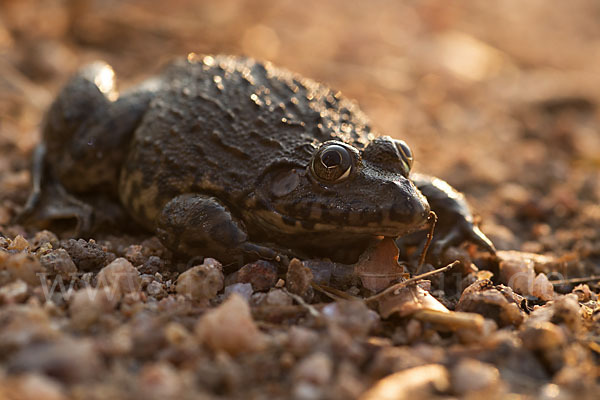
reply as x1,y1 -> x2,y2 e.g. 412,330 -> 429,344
20,54 -> 495,265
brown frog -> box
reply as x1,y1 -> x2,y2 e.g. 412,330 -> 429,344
20,54 -> 495,264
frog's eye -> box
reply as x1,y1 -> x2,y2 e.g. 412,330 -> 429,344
395,139 -> 413,174
311,144 -> 352,182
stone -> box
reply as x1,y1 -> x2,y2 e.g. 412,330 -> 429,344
293,352 -> 333,386
69,287 -> 118,329
40,249 -> 78,280
195,294 -> 267,355
237,260 -> 278,291
176,258 -> 224,301
0,279 -> 28,304
224,283 -> 253,301
286,258 -> 313,300
451,358 -> 502,395
96,257 -> 141,297
8,338 -> 102,383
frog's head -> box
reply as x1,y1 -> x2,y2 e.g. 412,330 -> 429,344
254,136 -> 430,239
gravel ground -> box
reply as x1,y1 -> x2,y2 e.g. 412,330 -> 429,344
1,1 -> 599,399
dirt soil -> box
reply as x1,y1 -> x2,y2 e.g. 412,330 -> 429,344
1,1 -> 599,399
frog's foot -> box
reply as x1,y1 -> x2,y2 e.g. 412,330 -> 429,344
156,194 -> 288,267
17,143 -> 93,235
18,179 -> 93,236
410,173 -> 496,261
428,217 -> 496,261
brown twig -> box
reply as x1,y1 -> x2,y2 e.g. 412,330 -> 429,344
282,288 -> 320,317
310,281 -> 358,301
550,275 -> 600,286
418,211 -> 438,267
365,260 -> 459,304
413,309 -> 484,331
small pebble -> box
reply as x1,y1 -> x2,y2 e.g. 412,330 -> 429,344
551,294 -> 581,333
292,382 -> 322,400
60,239 -> 116,272
176,258 -> 224,301
7,235 -> 30,251
140,256 -> 164,275
293,352 -> 333,386
286,258 -> 313,300
0,304 -> 58,351
137,362 -> 182,400
266,288 -> 293,306
146,281 -> 166,298
322,300 -> 379,337
8,338 -> 102,383
250,291 -> 267,306
520,321 -> 566,351
195,294 -> 267,355
451,358 -> 502,395
456,280 -> 525,327
7,373 -> 67,400
69,287 -> 118,329
30,230 -> 59,250
96,257 -> 141,297
0,251 -> 45,286
287,326 -> 319,357
164,322 -> 191,346
40,249 -> 78,281
237,260 -> 278,291
224,283 -> 253,301
499,254 -> 535,296
533,273 -> 554,301
124,244 -> 147,266
0,279 -> 28,304
129,314 -> 168,358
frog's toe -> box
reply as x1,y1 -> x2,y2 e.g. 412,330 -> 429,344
429,220 -> 496,260
466,224 -> 496,254
240,242 -> 291,268
19,183 -> 94,236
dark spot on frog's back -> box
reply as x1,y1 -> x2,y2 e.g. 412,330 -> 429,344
210,129 -> 251,159
249,130 -> 283,149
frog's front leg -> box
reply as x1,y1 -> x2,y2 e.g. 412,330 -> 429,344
410,173 -> 496,259
156,194 -> 285,266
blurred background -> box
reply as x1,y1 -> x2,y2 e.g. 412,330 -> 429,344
1,0 -> 600,262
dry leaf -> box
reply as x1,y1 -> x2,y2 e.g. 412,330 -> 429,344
456,280 -> 525,327
497,250 -> 559,274
498,250 -> 556,299
354,238 -> 408,292
377,283 -> 449,319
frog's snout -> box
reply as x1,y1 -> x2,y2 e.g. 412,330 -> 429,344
387,180 -> 430,228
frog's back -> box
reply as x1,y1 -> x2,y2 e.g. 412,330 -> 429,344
119,55 -> 373,229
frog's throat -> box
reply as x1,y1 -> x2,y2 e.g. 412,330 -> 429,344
250,208 -> 426,237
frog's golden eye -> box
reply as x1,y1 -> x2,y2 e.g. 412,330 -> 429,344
395,139 -> 413,175
311,144 -> 352,182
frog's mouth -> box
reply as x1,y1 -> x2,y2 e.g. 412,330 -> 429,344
250,206 -> 430,238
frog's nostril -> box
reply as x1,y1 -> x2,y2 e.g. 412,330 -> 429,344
387,181 -> 430,225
